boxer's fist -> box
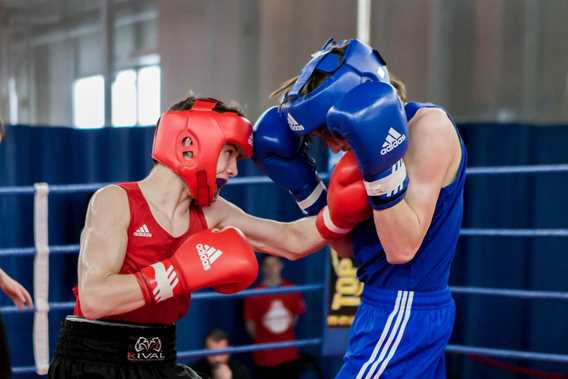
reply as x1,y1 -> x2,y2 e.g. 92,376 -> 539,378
135,227 -> 258,304
253,106 -> 326,215
316,151 -> 371,240
327,81 -> 409,210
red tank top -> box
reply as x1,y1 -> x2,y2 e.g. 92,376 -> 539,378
73,181 -> 208,324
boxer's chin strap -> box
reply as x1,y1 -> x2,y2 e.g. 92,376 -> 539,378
33,183 -> 50,375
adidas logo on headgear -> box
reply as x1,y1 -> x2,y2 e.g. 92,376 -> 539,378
380,128 -> 406,156
196,243 -> 223,271
287,113 -> 304,132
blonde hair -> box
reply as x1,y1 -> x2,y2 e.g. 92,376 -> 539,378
389,74 -> 407,102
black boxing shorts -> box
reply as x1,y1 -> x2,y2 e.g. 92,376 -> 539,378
48,315 -> 201,379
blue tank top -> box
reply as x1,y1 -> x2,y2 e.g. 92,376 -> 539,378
351,102 -> 467,291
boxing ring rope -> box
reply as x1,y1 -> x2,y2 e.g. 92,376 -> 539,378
177,338 -> 323,360
461,228 -> 568,237
10,338 -> 325,375
2,283 -> 568,317
1,162 -> 567,196
467,164 -> 568,175
3,224 -> 568,261
3,284 -> 568,315
0,285 -> 325,315
445,345 -> 568,364
2,163 -> 568,376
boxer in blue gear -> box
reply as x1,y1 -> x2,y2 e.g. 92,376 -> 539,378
259,38 -> 467,378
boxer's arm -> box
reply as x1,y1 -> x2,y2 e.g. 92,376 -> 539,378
204,198 -> 327,261
372,109 -> 459,264
78,185 -> 146,319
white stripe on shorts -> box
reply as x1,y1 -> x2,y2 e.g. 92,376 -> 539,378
374,291 -> 414,378
355,291 -> 405,379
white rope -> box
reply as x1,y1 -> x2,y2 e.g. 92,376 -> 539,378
33,183 -> 50,375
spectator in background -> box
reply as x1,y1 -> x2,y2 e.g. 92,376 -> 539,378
191,329 -> 251,379
244,256 -> 306,379
1,119 -> 34,379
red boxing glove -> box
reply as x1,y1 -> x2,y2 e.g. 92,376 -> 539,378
316,151 -> 372,240
135,227 -> 258,304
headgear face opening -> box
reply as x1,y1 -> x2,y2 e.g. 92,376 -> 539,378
281,38 -> 390,136
152,98 -> 253,206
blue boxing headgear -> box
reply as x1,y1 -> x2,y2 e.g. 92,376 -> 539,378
281,38 -> 390,136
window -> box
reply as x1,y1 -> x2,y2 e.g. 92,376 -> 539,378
137,66 -> 161,126
8,78 -> 18,124
112,70 -> 137,126
112,65 -> 161,127
73,65 -> 161,128
73,75 -> 105,129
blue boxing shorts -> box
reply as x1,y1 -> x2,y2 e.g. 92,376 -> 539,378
335,287 -> 455,379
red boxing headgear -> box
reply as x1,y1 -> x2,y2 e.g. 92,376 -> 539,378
152,98 -> 253,206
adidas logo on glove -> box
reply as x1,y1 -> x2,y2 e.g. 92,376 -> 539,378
287,113 -> 304,132
380,128 -> 406,156
196,243 -> 223,271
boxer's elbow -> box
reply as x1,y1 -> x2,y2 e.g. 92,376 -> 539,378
279,246 -> 306,261
385,251 -> 413,265
285,250 -> 309,261
380,233 -> 421,265
79,288 -> 110,320
384,245 -> 418,265
80,299 -> 102,320
285,225 -> 321,261
275,226 -> 305,261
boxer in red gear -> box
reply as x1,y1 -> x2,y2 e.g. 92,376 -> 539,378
49,96 -> 260,379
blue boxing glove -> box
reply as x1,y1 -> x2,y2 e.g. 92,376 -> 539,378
253,106 -> 327,215
327,81 -> 409,210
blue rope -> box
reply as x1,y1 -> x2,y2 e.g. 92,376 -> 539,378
191,284 -> 323,300
0,247 -> 36,257
10,339 -> 323,375
451,286 -> 568,300
2,163 -> 568,196
0,186 -> 35,195
0,245 -> 80,257
4,227 -> 567,258
0,301 -> 76,314
0,285 -> 324,314
3,227 -> 567,259
177,338 -> 322,360
11,366 -> 37,375
467,164 -> 568,175
461,228 -> 568,237
49,183 -> 106,193
12,341 -> 568,374
446,344 -> 568,363
2,284 -> 566,316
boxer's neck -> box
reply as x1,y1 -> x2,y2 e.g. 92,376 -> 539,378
139,164 -> 192,219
